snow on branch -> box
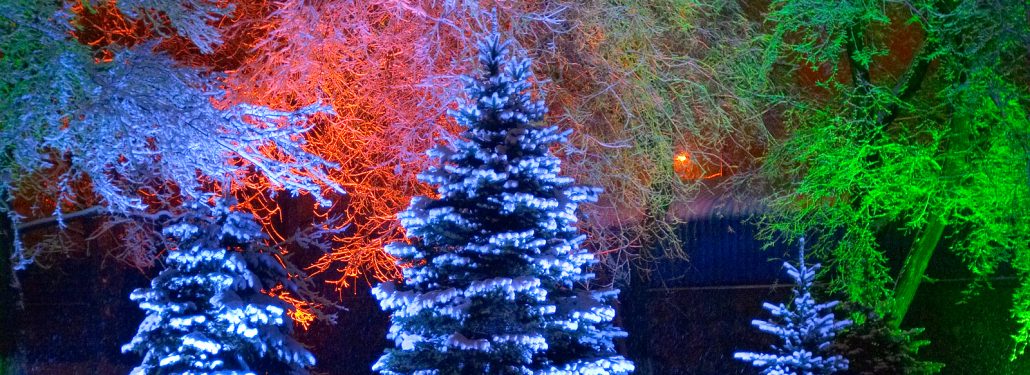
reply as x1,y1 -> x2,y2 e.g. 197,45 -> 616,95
1,2 -> 339,267
8,43 -> 338,209
735,238 -> 851,375
98,0 -> 233,53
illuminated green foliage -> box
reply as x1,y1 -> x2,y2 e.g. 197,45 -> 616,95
753,0 -> 1030,358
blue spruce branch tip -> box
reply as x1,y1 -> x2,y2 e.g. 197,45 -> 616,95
122,200 -> 315,375
735,237 -> 852,375
372,31 -> 633,374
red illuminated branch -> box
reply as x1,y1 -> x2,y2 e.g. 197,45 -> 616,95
222,0 -> 482,287
70,0 -> 668,294
265,285 -> 319,330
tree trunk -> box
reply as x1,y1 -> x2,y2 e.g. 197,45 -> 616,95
890,213 -> 946,328
0,206 -> 24,370
889,100 -> 970,327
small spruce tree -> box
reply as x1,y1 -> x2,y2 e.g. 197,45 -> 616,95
122,201 -> 315,375
735,238 -> 851,375
372,32 -> 633,375
831,305 -> 942,375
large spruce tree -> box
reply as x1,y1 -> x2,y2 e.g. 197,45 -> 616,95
372,33 -> 633,375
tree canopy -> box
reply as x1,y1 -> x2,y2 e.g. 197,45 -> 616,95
753,0 -> 1030,356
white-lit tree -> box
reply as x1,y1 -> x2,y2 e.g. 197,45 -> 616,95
122,200 -> 315,375
735,238 -> 851,375
372,32 -> 633,375
0,2 -> 338,363
0,0 -> 339,268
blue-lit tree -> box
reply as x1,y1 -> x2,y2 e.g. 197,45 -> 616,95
122,200 -> 315,375
735,238 -> 851,374
0,1 -> 338,364
372,32 -> 633,375
0,0 -> 339,266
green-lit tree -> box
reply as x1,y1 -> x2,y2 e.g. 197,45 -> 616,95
752,0 -> 1030,358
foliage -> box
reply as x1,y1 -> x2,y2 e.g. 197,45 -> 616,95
220,0 -> 484,286
735,239 -> 851,375
515,0 -> 769,279
113,0 -> 556,287
122,200 -> 315,374
94,0 -> 233,54
211,0 -> 771,287
753,0 -> 1030,355
56,0 -> 772,289
372,33 -> 632,374
0,1 -> 338,268
831,304 -> 942,375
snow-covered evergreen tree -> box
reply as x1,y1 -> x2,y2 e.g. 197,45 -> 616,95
122,201 -> 315,375
735,238 -> 851,375
372,32 -> 633,375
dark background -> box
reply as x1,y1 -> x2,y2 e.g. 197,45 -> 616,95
14,215 -> 1030,374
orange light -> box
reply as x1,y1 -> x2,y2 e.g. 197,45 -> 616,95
674,151 -> 723,180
